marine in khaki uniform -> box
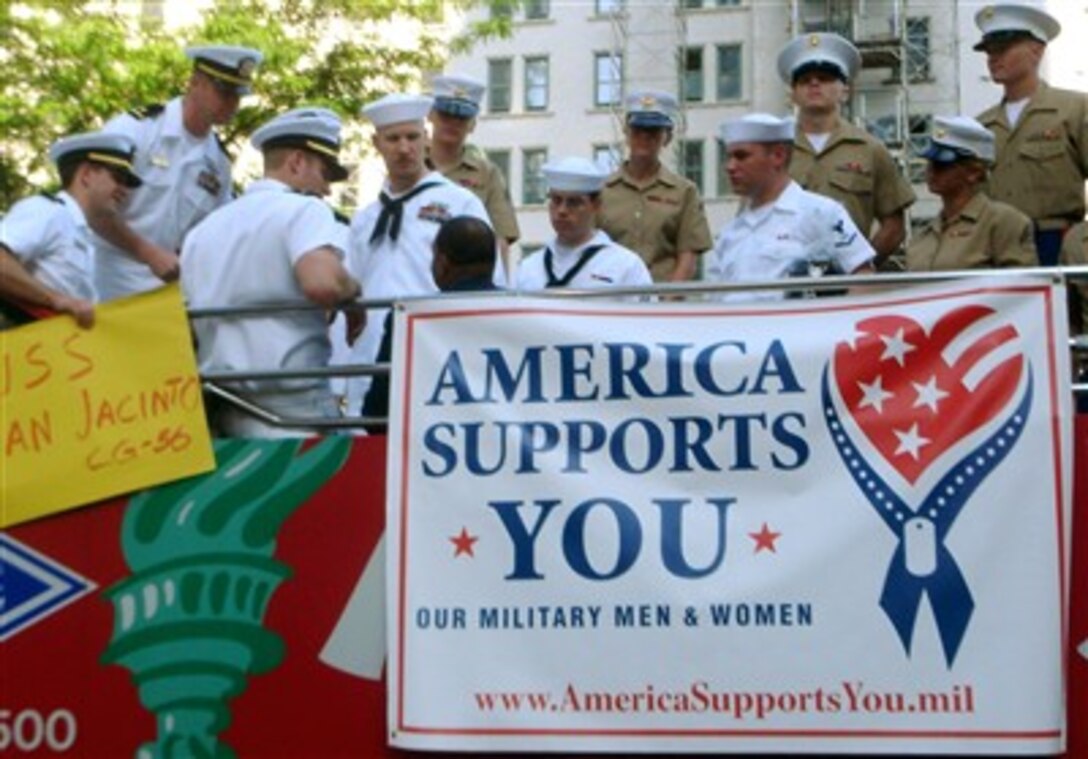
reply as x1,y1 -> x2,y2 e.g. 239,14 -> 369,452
907,116 -> 1035,272
426,74 -> 519,261
973,3 -> 1088,265
598,91 -> 712,283
777,33 -> 915,268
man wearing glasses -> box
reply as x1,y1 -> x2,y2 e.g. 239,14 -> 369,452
516,156 -> 651,291
93,44 -> 262,300
1,131 -> 142,328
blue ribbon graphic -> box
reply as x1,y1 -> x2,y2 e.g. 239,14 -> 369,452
821,366 -> 1032,667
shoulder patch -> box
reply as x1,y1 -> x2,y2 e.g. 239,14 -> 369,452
127,103 -> 165,120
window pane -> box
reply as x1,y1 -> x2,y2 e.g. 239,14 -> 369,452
714,0 -> 741,5
681,0 -> 703,8
485,149 -> 512,188
593,144 -> 622,173
906,17 -> 931,82
488,59 -> 512,113
595,0 -> 624,14
717,140 -> 733,197
525,0 -> 549,20
680,46 -> 704,102
523,149 -> 548,204
595,52 -> 623,107
491,0 -> 514,19
525,57 -> 549,111
716,44 -> 742,101
678,140 -> 704,194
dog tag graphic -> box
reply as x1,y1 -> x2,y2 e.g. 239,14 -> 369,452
904,516 -> 937,577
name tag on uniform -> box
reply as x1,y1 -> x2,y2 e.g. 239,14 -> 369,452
151,154 -> 170,168
196,169 -> 221,197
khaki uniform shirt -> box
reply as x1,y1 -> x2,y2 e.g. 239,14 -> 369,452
790,120 -> 915,236
978,82 -> 1088,225
1060,221 -> 1087,337
598,163 -> 713,282
906,193 -> 1036,272
429,145 -> 520,243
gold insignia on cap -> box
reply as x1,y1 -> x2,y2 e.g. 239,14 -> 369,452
453,86 -> 468,98
808,35 -> 821,47
640,94 -> 656,108
982,6 -> 995,19
238,58 -> 256,78
935,128 -> 947,138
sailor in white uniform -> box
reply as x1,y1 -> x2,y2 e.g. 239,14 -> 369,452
342,93 -> 494,413
180,107 -> 360,438
706,113 -> 875,302
515,156 -> 652,291
94,44 -> 262,300
1,131 -> 142,328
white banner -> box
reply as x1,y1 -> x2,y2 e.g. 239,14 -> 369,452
385,278 -> 1072,754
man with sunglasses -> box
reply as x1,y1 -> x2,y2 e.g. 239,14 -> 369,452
906,116 -> 1035,272
180,108 -> 361,438
1,131 -> 142,329
974,3 -> 1087,265
516,156 -> 651,291
598,91 -> 712,284
93,44 -> 262,300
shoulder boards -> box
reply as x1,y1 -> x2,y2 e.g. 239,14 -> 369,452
288,190 -> 350,224
39,192 -> 63,205
333,209 -> 350,225
127,103 -> 165,119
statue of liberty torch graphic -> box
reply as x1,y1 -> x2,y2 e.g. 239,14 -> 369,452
822,304 -> 1030,666
101,437 -> 350,758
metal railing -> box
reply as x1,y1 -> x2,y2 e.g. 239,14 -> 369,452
189,266 -> 1088,432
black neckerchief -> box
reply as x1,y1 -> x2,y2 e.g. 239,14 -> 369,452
544,244 -> 606,288
369,181 -> 441,244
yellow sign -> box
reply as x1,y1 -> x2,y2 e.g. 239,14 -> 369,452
1,285 -> 214,527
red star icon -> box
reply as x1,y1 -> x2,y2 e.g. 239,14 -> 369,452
450,527 -> 478,558
749,522 -> 781,554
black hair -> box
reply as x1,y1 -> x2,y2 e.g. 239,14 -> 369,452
434,215 -> 497,267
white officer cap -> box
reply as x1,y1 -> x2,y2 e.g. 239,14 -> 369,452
185,44 -> 263,94
625,90 -> 678,129
921,115 -> 996,163
251,107 -> 350,181
777,32 -> 861,83
48,130 -> 143,188
361,93 -> 435,129
973,3 -> 1060,51
719,114 -> 795,145
543,156 -> 608,194
431,74 -> 486,119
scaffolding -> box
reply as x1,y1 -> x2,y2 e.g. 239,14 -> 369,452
606,2 -> 689,169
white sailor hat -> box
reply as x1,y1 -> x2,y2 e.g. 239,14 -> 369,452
251,107 -> 350,181
921,115 -> 996,163
624,90 -> 678,129
48,130 -> 143,188
185,45 -> 263,94
361,93 -> 435,129
543,156 -> 607,194
777,32 -> 861,83
973,3 -> 1061,51
719,114 -> 795,145
431,74 -> 486,119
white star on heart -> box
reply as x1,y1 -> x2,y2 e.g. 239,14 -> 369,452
894,423 -> 930,460
857,376 -> 895,413
879,328 -> 916,366
912,375 -> 949,413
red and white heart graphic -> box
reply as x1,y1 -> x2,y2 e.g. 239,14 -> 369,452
832,305 -> 1024,485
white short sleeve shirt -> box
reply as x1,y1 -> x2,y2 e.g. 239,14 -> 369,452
1,191 -> 96,301
515,229 -> 653,291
